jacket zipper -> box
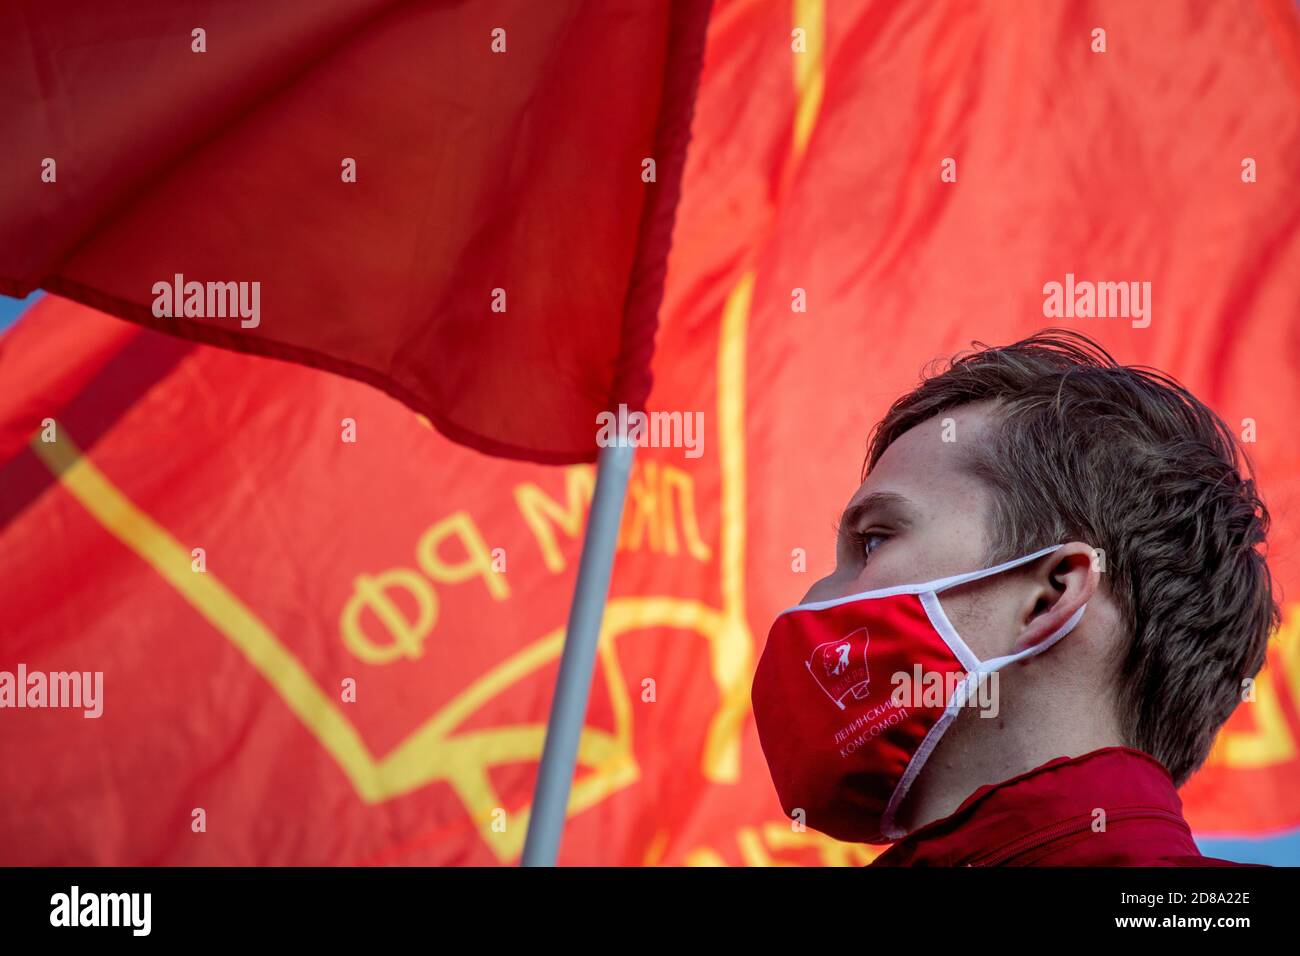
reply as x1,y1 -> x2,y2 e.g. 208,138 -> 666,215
964,807 -> 1189,866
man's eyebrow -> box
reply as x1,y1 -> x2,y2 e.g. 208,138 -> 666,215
837,492 -> 917,535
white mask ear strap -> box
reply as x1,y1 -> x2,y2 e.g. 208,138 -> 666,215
977,602 -> 1087,673
924,544 -> 1064,594
880,597 -> 1087,841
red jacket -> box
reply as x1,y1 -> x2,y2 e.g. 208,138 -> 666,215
870,746 -> 1254,866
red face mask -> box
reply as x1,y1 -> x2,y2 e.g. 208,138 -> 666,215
751,546 -> 1085,844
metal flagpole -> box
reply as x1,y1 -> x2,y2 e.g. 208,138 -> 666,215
521,436 -> 635,866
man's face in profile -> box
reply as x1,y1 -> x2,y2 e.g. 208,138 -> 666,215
799,403 -> 1012,660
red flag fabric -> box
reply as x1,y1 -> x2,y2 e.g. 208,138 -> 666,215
3,0 -> 1300,866
655,0 -> 1300,841
0,0 -> 710,463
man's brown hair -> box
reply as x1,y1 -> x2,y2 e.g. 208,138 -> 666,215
865,329 -> 1278,786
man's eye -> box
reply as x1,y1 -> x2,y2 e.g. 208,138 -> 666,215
861,532 -> 888,559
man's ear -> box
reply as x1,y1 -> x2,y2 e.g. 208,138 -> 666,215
1013,542 -> 1099,653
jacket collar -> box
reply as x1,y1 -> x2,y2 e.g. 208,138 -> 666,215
870,746 -> 1199,866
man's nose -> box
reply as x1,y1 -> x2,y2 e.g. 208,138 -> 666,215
799,573 -> 839,606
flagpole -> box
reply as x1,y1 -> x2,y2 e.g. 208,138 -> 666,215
521,437 -> 635,866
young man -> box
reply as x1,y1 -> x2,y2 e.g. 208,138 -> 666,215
752,330 -> 1277,866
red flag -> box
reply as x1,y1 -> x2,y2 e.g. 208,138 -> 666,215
0,0 -> 710,463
